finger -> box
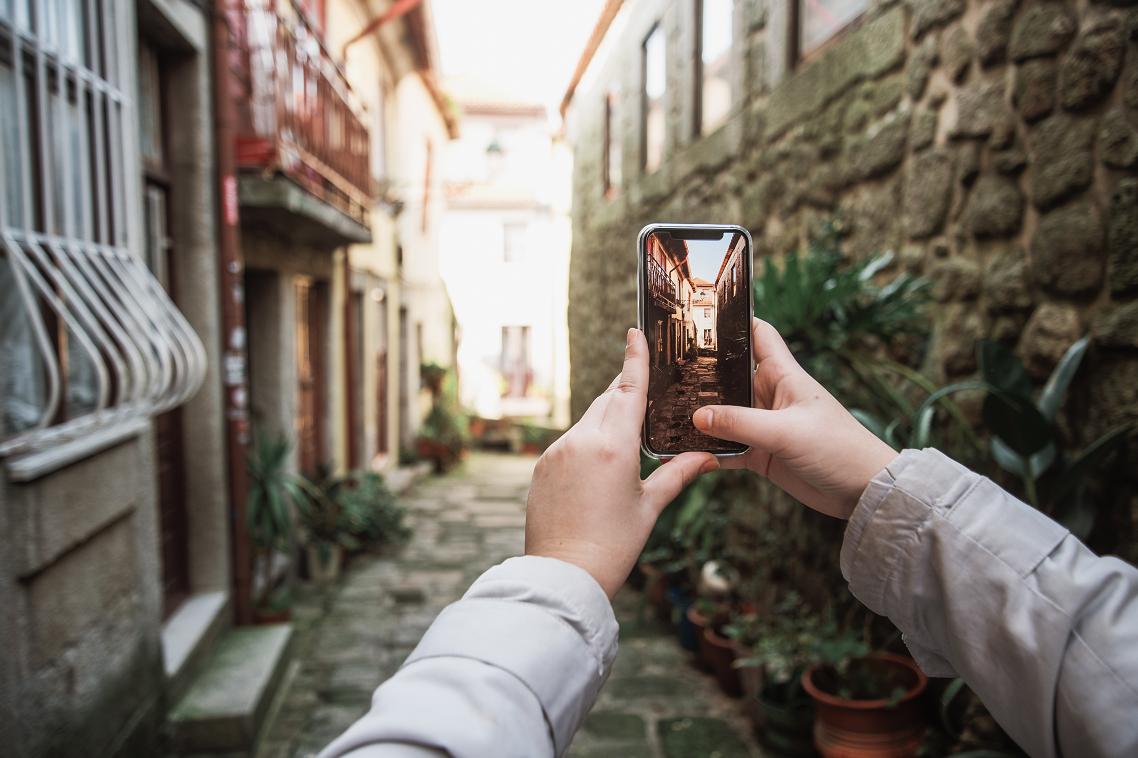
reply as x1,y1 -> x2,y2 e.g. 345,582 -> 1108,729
577,371 -> 622,429
641,452 -> 719,514
693,404 -> 789,453
752,318 -> 796,364
600,328 -> 650,434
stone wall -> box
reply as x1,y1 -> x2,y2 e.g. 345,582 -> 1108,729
566,0 -> 1138,562
0,436 -> 165,757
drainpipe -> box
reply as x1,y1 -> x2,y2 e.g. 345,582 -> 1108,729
212,0 -> 254,626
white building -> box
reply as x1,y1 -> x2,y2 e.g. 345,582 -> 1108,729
691,278 -> 717,349
439,75 -> 571,427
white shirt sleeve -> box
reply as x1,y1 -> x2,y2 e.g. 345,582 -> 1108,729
841,448 -> 1138,758
317,555 -> 618,758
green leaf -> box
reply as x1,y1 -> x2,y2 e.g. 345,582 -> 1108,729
1052,483 -> 1096,541
849,408 -> 893,446
990,437 -> 1057,479
909,381 -> 994,448
1051,423 -> 1135,503
978,340 -> 1034,402
1037,335 -> 1090,422
982,392 -> 1052,458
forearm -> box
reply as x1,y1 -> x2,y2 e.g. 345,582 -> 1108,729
318,556 -> 618,758
842,448 -> 1138,758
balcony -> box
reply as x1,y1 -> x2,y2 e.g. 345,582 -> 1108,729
647,258 -> 677,309
229,1 -> 372,243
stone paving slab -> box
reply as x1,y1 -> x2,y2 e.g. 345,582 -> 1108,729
257,453 -> 760,758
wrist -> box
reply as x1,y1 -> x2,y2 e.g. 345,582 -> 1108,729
525,539 -> 621,601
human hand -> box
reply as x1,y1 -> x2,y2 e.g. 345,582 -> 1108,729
693,318 -> 897,520
525,328 -> 720,600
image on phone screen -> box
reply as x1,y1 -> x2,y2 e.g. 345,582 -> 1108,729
642,227 -> 751,455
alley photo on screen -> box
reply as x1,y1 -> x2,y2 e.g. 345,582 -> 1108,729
643,229 -> 751,454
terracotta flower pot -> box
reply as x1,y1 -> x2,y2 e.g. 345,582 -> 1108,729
731,639 -> 764,712
802,652 -> 928,758
703,627 -> 742,697
307,542 -> 343,582
686,606 -> 711,668
639,563 -> 671,621
253,607 -> 292,625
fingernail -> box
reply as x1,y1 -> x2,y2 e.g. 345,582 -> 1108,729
693,407 -> 711,430
627,328 -> 636,347
700,458 -> 720,475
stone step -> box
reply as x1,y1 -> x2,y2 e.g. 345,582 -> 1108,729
167,624 -> 293,756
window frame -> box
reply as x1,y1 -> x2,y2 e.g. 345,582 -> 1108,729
0,0 -> 206,457
791,0 -> 867,66
603,84 -> 621,197
693,0 -> 734,138
641,23 -> 666,174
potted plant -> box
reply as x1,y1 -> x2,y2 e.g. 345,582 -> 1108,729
416,370 -> 469,472
246,428 -> 306,623
295,464 -> 350,582
296,465 -> 413,581
733,593 -> 868,757
420,361 -> 447,398
801,652 -> 928,758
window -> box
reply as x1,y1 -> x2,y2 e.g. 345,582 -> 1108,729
503,223 -> 526,262
0,0 -> 205,454
798,0 -> 866,60
642,25 -> 665,173
371,82 -> 387,182
697,0 -> 733,135
501,326 -> 531,397
704,307 -> 712,317
604,82 -> 622,195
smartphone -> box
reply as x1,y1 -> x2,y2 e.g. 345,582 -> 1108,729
638,224 -> 754,459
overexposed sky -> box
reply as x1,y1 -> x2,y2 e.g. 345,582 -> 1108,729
432,0 -> 609,128
686,238 -> 733,283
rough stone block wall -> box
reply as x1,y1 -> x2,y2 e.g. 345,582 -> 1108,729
567,0 -> 1138,565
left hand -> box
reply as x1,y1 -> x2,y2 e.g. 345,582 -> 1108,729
525,328 -> 719,600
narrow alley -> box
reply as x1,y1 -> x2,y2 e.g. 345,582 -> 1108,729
258,453 -> 760,758
649,357 -> 737,452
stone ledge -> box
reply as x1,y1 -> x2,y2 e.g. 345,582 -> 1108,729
162,591 -> 230,706
168,624 -> 292,755
766,5 -> 906,139
4,416 -> 150,483
239,174 -> 371,247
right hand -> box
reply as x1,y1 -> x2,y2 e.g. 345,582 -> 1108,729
692,318 -> 897,520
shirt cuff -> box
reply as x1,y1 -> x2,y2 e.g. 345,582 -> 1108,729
404,556 -> 618,756
840,449 -> 920,582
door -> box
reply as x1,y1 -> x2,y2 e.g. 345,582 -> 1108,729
296,278 -> 327,476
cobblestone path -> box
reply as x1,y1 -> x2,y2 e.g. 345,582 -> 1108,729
259,452 -> 760,758
649,357 -> 738,452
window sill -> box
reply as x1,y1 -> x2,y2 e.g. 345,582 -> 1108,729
3,416 -> 151,482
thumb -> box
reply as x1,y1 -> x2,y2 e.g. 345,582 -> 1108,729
641,452 -> 719,514
693,404 -> 789,453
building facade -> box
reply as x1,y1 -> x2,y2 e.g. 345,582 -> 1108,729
1,0 -> 227,754
561,0 -> 1138,469
439,75 -> 572,426
0,0 -> 458,755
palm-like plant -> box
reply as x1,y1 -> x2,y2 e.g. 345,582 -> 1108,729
906,337 -> 1133,538
247,428 -> 307,609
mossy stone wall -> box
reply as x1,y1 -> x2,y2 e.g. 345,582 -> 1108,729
566,0 -> 1138,565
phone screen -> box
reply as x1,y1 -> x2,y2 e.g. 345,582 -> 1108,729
641,226 -> 752,456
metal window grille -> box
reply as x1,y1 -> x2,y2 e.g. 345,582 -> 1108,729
0,0 -> 206,456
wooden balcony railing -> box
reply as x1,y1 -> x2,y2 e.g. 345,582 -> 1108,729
647,258 -> 677,309
229,1 -> 371,224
